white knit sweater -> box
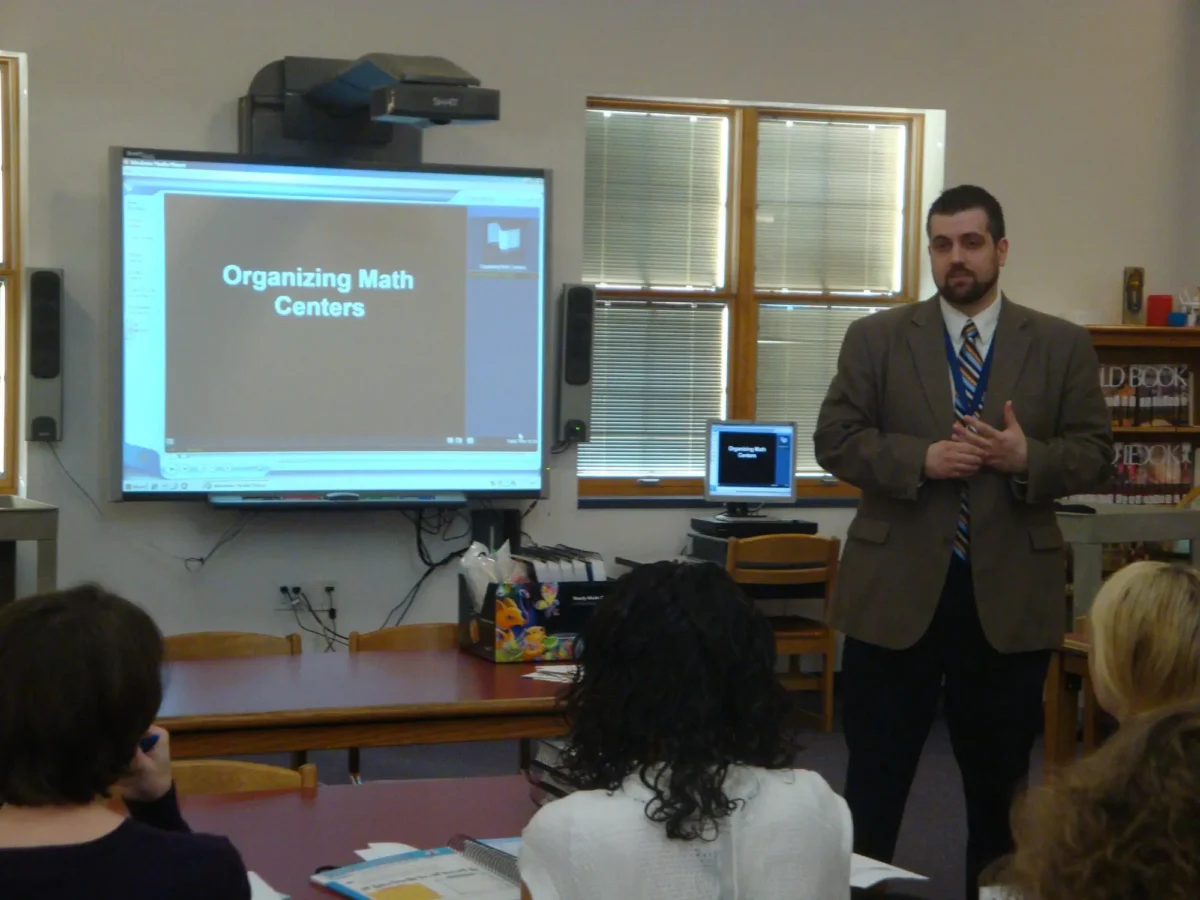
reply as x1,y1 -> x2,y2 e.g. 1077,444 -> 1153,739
519,766 -> 852,900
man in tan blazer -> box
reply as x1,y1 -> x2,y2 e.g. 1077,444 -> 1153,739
814,185 -> 1112,899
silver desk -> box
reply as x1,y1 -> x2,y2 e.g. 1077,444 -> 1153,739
1058,504 -> 1200,618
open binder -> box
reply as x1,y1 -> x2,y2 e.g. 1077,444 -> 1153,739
312,834 -> 519,899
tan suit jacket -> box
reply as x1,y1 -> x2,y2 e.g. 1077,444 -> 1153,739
813,296 -> 1112,653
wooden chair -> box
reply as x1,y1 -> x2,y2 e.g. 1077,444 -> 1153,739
345,623 -> 460,781
348,622 -> 459,653
163,631 -> 302,661
163,631 -> 305,767
725,534 -> 840,733
171,760 -> 318,797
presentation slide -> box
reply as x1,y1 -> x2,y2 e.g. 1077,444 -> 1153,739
118,152 -> 547,496
716,433 -> 779,486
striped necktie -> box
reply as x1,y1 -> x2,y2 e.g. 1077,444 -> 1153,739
953,320 -> 983,561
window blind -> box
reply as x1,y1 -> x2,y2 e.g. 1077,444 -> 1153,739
756,303 -> 885,474
756,117 -> 907,295
583,109 -> 729,290
578,301 -> 728,477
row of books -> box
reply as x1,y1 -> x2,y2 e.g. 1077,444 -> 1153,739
1100,363 -> 1193,427
1066,441 -> 1195,506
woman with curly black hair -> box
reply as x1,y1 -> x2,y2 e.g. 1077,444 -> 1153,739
518,560 -> 852,899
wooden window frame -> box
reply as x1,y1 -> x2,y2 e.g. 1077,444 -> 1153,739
579,100 -> 924,501
0,56 -> 22,496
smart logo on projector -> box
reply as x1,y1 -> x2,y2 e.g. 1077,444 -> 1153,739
221,264 -> 418,318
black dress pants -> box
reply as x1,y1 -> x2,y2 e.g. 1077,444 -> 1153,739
841,557 -> 1050,900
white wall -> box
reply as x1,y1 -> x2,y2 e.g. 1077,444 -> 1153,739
4,0 -> 1194,639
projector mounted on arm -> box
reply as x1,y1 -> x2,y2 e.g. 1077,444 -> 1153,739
239,53 -> 500,163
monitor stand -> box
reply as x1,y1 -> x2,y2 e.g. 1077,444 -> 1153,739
715,502 -> 763,521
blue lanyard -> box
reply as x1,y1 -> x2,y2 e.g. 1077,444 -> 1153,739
943,327 -> 995,418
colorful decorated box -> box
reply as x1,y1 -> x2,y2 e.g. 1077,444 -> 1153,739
458,576 -> 606,663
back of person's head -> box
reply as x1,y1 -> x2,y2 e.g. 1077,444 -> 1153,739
0,584 -> 163,806
1089,560 -> 1200,718
1010,702 -> 1200,900
562,560 -> 793,840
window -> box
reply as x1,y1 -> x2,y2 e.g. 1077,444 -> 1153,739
579,99 -> 923,499
756,304 -> 885,473
583,109 -> 729,291
756,117 -> 907,295
578,301 -> 727,477
0,55 -> 22,494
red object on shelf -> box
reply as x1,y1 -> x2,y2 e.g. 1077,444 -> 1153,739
1147,294 -> 1173,326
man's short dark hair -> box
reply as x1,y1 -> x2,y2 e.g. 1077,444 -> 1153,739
927,184 -> 1006,242
0,584 -> 163,805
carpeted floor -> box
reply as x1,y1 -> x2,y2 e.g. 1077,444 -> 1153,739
241,702 -> 1044,900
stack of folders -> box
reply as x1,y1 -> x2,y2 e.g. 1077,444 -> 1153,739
312,835 -> 521,899
509,544 -> 607,582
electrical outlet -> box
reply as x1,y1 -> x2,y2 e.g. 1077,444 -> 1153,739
274,582 -> 338,611
275,585 -> 299,611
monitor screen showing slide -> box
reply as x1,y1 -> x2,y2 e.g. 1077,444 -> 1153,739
115,148 -> 548,499
704,420 -> 798,504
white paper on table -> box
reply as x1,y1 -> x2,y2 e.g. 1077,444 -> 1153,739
521,665 -> 579,683
354,842 -> 420,861
850,854 -> 927,888
356,839 -> 521,863
248,871 -> 289,899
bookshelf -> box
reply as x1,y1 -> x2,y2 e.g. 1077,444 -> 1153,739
1084,325 -> 1200,507
1110,426 -> 1200,436
1088,326 -> 1200,350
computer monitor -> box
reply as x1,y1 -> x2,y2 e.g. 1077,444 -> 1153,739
704,419 -> 798,518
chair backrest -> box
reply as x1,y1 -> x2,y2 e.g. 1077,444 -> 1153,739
725,533 -> 841,615
349,622 -> 460,653
171,760 -> 318,796
163,631 -> 302,661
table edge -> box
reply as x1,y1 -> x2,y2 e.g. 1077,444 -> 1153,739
159,695 -> 563,732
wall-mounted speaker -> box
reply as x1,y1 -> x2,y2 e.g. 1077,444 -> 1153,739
555,283 -> 595,444
26,268 -> 63,442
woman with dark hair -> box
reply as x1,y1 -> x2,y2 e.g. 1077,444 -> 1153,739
0,584 -> 250,899
1009,702 -> 1200,900
518,561 -> 852,899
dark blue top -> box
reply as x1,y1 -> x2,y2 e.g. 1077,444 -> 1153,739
0,785 -> 249,899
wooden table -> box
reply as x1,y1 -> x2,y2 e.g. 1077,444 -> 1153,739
181,776 -> 538,900
1043,632 -> 1095,768
159,649 -> 567,759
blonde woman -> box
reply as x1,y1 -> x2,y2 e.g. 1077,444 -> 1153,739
1088,560 -> 1200,719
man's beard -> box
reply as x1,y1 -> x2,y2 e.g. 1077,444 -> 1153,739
939,264 -> 998,307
